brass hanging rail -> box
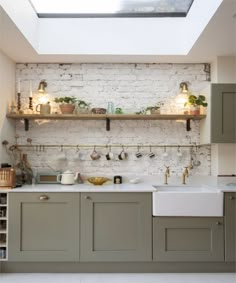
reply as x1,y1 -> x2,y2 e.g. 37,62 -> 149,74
15,143 -> 210,149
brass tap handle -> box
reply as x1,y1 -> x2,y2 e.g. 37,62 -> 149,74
164,166 -> 170,185
39,195 -> 49,201
182,167 -> 189,185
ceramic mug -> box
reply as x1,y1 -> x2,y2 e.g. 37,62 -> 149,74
148,146 -> 155,159
105,146 -> 114,160
106,152 -> 114,160
36,103 -> 51,114
90,147 -> 101,160
118,148 -> 128,160
135,147 -> 142,158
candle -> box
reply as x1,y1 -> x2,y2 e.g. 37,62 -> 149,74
29,80 -> 33,97
18,79 -> 21,93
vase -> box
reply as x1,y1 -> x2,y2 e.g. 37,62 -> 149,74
59,104 -> 75,114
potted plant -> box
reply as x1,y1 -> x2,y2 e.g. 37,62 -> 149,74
77,100 -> 91,114
185,94 -> 208,115
54,96 -> 77,114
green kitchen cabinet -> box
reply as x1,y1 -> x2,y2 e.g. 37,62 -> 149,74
8,193 -> 80,261
224,192 -> 236,262
153,217 -> 224,262
80,193 -> 152,262
211,84 -> 236,143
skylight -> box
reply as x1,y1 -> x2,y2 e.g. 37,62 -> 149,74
30,0 -> 194,18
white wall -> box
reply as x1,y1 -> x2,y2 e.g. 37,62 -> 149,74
0,50 -> 16,164
15,63 -> 211,177
216,56 -> 236,83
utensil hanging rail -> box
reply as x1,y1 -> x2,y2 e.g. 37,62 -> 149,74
15,143 -> 209,149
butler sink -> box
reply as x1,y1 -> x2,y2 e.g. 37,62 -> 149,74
152,185 -> 223,217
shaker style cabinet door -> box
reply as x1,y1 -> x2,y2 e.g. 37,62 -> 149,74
8,193 -> 80,261
153,217 -> 224,262
80,193 -> 152,262
224,193 -> 236,262
211,84 -> 236,143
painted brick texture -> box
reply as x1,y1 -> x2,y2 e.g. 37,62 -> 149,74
15,63 -> 211,177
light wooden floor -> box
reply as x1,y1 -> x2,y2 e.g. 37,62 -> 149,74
0,273 -> 235,283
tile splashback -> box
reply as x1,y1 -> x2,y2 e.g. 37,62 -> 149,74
15,63 -> 211,176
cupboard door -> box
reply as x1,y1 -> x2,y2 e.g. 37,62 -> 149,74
153,217 -> 224,262
224,193 -> 236,262
80,193 -> 152,262
211,84 -> 236,143
9,193 -> 80,261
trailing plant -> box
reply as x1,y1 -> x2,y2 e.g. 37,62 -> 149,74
77,100 -> 91,109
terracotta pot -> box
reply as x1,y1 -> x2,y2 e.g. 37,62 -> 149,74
59,104 -> 75,114
190,106 -> 200,115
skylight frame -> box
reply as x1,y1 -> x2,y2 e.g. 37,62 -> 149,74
29,0 -> 195,18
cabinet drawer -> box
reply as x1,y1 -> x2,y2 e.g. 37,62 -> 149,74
153,217 -> 224,262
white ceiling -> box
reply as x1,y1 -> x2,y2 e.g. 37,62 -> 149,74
0,0 -> 235,63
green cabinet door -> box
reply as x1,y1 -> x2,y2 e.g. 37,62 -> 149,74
80,193 -> 152,262
211,84 -> 236,143
224,193 -> 236,262
8,193 -> 80,262
153,217 -> 224,262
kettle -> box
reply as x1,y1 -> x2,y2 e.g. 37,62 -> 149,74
57,170 -> 79,185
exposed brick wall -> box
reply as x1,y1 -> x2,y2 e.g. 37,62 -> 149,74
15,63 -> 211,176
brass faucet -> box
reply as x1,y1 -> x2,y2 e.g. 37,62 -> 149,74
182,167 -> 189,184
164,166 -> 170,185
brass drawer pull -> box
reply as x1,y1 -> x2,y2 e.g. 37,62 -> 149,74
229,196 -> 235,200
216,221 -> 221,226
39,195 -> 49,201
84,195 -> 91,200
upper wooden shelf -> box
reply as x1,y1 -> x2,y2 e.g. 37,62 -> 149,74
6,113 -> 206,120
6,113 -> 206,131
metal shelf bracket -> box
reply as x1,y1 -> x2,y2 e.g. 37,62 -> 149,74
186,119 -> 191,131
24,119 -> 29,131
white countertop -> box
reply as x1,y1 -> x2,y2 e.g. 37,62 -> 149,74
0,182 -> 236,193
0,182 -> 156,193
0,175 -> 236,192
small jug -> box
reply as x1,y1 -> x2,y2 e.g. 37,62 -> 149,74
36,103 -> 51,114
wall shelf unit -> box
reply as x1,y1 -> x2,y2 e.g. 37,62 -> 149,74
6,113 -> 206,132
0,192 -> 8,261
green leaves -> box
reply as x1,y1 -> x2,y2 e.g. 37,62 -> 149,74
54,96 -> 77,104
185,94 -> 208,107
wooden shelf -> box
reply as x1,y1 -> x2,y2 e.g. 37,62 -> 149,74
6,113 -> 206,131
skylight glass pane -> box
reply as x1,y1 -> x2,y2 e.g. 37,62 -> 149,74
30,0 -> 194,17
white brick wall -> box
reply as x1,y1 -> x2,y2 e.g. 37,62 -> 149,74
15,63 -> 211,177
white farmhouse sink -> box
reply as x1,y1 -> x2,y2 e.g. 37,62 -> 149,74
152,186 -> 223,217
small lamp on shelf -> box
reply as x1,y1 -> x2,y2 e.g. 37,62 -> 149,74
175,82 -> 190,114
38,80 -> 47,93
37,80 -> 51,114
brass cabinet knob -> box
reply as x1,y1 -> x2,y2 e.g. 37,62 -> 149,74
84,195 -> 91,200
229,196 -> 235,200
39,195 -> 49,201
216,221 -> 221,226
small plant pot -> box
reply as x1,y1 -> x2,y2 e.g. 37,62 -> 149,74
190,106 -> 200,115
76,107 -> 90,114
59,104 -> 75,114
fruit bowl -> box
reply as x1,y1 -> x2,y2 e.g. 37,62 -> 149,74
91,108 -> 106,114
87,177 -> 110,185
